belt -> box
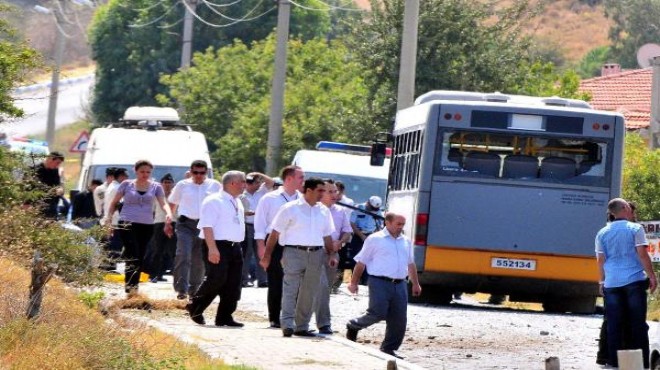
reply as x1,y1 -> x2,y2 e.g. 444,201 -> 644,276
371,275 -> 406,284
216,240 -> 240,247
179,215 -> 199,222
285,245 -> 323,252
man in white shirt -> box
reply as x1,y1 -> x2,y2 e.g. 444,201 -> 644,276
260,177 -> 335,337
186,171 -> 247,327
169,160 -> 222,300
314,179 -> 352,334
100,168 -> 128,263
93,167 -> 116,219
254,165 -> 304,328
345,213 -> 422,359
239,172 -> 273,288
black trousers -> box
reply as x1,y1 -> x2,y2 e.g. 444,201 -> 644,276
190,241 -> 243,324
266,241 -> 284,324
118,221 -> 154,291
147,222 -> 177,277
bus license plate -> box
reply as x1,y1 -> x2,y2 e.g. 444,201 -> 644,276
491,257 -> 537,271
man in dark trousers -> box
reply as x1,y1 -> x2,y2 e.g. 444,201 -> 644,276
346,212 -> 422,359
32,151 -> 65,218
72,179 -> 103,228
186,171 -> 247,327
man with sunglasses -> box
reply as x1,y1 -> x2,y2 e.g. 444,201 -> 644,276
169,160 -> 222,300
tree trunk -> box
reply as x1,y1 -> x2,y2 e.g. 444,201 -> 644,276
26,251 -> 58,320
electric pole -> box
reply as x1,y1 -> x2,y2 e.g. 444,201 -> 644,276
265,0 -> 291,175
396,0 -> 420,112
45,0 -> 68,149
181,0 -> 197,69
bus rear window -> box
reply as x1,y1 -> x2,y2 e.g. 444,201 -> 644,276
434,131 -> 609,187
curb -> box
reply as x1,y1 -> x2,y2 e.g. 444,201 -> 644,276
13,73 -> 94,94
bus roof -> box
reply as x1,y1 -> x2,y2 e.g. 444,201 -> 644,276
292,150 -> 389,179
414,90 -> 592,109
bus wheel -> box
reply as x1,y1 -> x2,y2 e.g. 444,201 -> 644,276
409,284 -> 452,305
542,297 -> 596,314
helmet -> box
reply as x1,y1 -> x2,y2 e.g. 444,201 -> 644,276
368,195 -> 382,208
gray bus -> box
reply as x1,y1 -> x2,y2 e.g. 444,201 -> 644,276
376,91 -> 624,313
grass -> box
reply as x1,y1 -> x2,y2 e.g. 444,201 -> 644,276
0,257 -> 241,369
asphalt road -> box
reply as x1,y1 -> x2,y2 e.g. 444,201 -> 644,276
1,75 -> 93,137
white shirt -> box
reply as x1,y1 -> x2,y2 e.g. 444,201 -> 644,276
168,178 -> 222,219
101,180 -> 120,226
197,191 -> 245,242
271,198 -> 335,247
354,228 -> 414,280
93,182 -> 108,217
254,188 -> 299,240
241,183 -> 269,224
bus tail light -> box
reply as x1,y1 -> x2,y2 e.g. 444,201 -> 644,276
415,213 -> 429,246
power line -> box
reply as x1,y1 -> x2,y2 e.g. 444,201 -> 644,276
129,1 -> 181,28
201,0 -> 268,22
288,0 -> 365,12
203,0 -> 245,8
182,0 -> 275,28
157,16 -> 186,29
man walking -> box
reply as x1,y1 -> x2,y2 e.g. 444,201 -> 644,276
254,165 -> 304,328
260,177 -> 335,337
596,198 -> 657,369
315,179 -> 352,334
186,171 -> 247,327
240,172 -> 273,288
169,160 -> 222,300
346,213 -> 422,359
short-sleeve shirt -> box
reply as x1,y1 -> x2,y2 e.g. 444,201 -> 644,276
595,220 -> 649,288
354,228 -> 414,280
254,188 -> 299,240
329,204 -> 352,241
350,203 -> 383,233
168,178 -> 222,219
270,198 -> 335,247
117,180 -> 164,224
197,191 -> 245,242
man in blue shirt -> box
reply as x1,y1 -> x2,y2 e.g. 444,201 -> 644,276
595,198 -> 657,368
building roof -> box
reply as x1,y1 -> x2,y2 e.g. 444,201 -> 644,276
579,68 -> 652,129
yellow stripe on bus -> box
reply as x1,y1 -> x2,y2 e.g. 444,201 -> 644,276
424,247 -> 599,282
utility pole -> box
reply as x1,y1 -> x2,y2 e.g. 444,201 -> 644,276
45,0 -> 68,149
265,0 -> 291,175
181,0 -> 197,69
650,56 -> 660,149
395,0 -> 420,112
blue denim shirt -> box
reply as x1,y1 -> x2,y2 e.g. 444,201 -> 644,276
595,220 -> 648,288
350,203 -> 383,233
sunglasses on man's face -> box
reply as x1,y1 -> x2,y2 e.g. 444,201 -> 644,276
191,170 -> 207,175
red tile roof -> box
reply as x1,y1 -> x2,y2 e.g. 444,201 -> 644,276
579,68 -> 652,129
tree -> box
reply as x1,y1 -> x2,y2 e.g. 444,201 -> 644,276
604,0 -> 660,68
622,133 -> 660,221
0,3 -> 40,118
159,35 -> 370,172
575,46 -> 611,78
88,0 -> 334,123
347,0 -> 581,128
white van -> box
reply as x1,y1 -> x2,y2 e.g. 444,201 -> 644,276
76,107 -> 212,189
292,141 -> 389,204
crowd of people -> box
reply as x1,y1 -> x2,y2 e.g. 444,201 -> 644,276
29,157 -> 420,358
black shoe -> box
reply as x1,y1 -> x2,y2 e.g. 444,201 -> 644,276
595,358 -> 608,366
381,349 -> 404,359
176,293 -> 187,300
157,276 -> 167,282
185,303 -> 205,325
269,321 -> 281,328
282,328 -> 294,337
346,325 -> 358,342
293,330 -> 317,337
216,319 -> 244,327
258,282 -> 268,288
318,326 -> 333,335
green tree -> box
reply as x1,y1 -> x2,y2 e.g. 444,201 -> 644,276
159,35 -> 370,172
0,3 -> 40,118
604,0 -> 660,68
347,0 -> 575,128
89,0 -> 334,123
575,46 -> 611,78
622,133 -> 660,221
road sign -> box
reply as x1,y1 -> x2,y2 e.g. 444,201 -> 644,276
69,130 -> 90,153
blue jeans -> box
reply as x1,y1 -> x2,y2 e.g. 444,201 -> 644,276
603,279 -> 650,368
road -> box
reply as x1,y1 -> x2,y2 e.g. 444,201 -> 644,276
0,75 -> 94,137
